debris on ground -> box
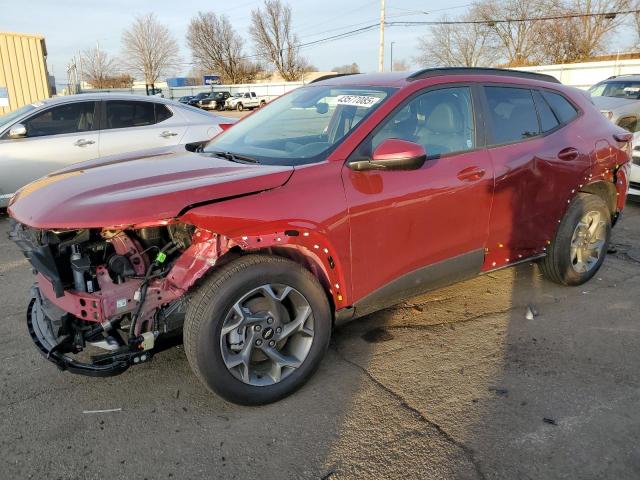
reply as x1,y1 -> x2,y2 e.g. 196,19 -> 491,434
525,304 -> 539,320
488,386 -> 509,397
542,417 -> 557,425
82,408 -> 122,414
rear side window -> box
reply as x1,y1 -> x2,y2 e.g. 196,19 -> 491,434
542,91 -> 578,123
105,101 -> 156,129
485,87 -> 539,144
532,90 -> 559,132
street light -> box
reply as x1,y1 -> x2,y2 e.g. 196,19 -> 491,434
390,41 -> 395,72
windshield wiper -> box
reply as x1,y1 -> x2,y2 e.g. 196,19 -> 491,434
209,151 -> 259,164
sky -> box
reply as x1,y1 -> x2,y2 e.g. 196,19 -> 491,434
1,0 -> 637,85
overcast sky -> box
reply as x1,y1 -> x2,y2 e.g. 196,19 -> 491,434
2,0 -> 637,85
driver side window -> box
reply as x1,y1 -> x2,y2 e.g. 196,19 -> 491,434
23,102 -> 96,138
372,87 -> 475,157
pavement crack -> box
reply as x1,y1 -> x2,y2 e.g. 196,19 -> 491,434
332,345 -> 487,480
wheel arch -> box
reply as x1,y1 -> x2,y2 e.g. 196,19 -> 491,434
579,180 -> 617,217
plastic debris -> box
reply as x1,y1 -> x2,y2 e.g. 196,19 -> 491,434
525,304 -> 538,320
542,417 -> 557,425
82,408 -> 122,414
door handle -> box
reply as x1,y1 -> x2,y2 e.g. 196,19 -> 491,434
160,131 -> 178,138
73,139 -> 95,147
457,166 -> 486,182
558,147 -> 579,161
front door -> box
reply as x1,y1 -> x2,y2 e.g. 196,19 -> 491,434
0,101 -> 98,198
342,86 -> 494,311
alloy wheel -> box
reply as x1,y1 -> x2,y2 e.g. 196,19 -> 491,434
219,284 -> 314,386
570,210 -> 607,273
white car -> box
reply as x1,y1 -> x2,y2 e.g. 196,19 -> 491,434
0,93 -> 234,207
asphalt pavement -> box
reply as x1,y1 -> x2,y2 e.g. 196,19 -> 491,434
2,204 -> 640,479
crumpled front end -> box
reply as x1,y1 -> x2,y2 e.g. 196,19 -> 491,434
10,220 -> 235,376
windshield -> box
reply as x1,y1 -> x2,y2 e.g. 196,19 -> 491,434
204,85 -> 394,166
589,81 -> 640,99
0,104 -> 37,131
233,93 -> 243,97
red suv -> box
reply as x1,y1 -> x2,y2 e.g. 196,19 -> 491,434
8,68 -> 632,405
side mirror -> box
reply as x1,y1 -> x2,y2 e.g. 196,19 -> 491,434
349,138 -> 427,171
9,123 -> 27,139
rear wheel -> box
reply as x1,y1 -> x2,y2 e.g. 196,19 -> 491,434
539,193 -> 611,285
184,255 -> 331,405
236,103 -> 244,111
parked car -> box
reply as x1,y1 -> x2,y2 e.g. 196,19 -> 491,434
8,68 -> 631,405
178,95 -> 195,104
0,93 -> 233,207
198,91 -> 231,111
187,92 -> 212,107
588,75 -> 640,200
225,91 -> 268,111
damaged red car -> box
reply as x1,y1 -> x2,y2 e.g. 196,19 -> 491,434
8,68 -> 631,405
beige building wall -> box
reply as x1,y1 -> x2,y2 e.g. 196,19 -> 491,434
0,31 -> 50,115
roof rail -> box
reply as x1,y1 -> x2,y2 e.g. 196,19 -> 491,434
407,67 -> 560,84
606,73 -> 640,79
309,73 -> 361,84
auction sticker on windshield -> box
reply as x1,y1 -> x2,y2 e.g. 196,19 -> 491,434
336,95 -> 381,108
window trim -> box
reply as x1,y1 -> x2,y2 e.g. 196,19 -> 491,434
100,99 -> 173,131
480,83 -> 582,148
347,82 -> 486,167
9,100 -> 98,139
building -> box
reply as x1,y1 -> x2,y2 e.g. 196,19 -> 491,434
0,31 -> 50,114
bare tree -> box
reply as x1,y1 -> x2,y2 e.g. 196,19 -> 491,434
251,0 -> 308,81
415,14 -> 499,67
121,13 -> 181,90
392,59 -> 411,71
81,45 -> 116,89
474,0 -> 549,66
187,12 -> 260,84
332,63 -> 360,74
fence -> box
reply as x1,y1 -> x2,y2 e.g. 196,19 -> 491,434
517,57 -> 640,90
78,81 -> 305,101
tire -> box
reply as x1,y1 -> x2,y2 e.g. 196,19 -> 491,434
260,100 -> 266,108
184,254 -> 332,405
539,193 -> 611,286
236,103 -> 243,111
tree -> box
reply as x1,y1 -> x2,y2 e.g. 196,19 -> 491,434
332,63 -> 360,74
81,45 -> 116,89
187,12 -> 260,84
121,13 -> 181,89
474,0 -> 548,66
392,59 -> 410,71
415,14 -> 498,67
250,0 -> 308,81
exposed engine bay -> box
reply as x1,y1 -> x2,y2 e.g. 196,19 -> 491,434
10,220 -> 233,376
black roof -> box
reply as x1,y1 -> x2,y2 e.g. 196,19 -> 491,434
407,67 -> 560,84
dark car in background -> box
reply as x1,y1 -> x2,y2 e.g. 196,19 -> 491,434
178,95 -> 195,104
198,91 -> 231,111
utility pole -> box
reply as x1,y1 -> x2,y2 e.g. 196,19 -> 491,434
378,0 -> 385,72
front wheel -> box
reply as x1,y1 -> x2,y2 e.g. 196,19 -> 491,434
236,103 -> 243,111
184,255 -> 331,405
539,193 -> 611,285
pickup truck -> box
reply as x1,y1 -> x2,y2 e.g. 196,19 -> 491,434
198,91 -> 231,111
225,92 -> 268,111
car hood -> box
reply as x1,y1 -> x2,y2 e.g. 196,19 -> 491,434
8,147 -> 293,229
591,95 -> 638,111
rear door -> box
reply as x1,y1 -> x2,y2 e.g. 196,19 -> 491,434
0,100 -> 98,196
98,100 -> 188,157
481,85 -> 588,267
343,85 -> 494,308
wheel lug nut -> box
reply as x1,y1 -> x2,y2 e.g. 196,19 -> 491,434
269,340 -> 275,347
255,339 -> 262,346
254,325 -> 262,331
267,317 -> 274,324
276,327 -> 282,333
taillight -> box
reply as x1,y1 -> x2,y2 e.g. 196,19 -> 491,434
219,123 -> 233,131
614,132 -> 633,143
